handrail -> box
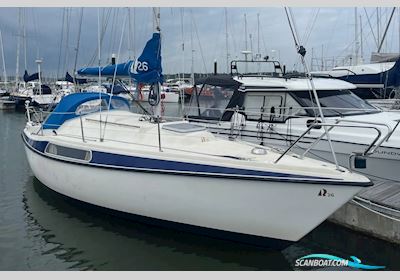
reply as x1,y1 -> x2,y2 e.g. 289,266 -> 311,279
299,118 -> 393,159
274,122 -> 384,166
27,104 -> 399,165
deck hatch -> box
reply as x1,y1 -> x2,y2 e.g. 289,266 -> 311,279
162,123 -> 206,133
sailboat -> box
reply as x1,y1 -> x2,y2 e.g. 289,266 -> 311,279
311,8 -> 400,100
22,9 -> 371,249
10,63 -> 62,109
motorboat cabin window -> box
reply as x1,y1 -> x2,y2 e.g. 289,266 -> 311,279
190,85 -> 235,120
243,92 -> 306,122
292,89 -> 379,117
45,143 -> 91,161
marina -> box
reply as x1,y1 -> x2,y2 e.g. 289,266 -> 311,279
0,6 -> 400,271
1,107 -> 400,270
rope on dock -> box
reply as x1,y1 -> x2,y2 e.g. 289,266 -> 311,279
352,196 -> 400,222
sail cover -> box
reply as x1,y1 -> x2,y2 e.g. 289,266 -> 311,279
75,32 -> 162,84
77,61 -> 134,77
65,72 -> 88,84
23,70 -> 39,83
130,33 -> 163,84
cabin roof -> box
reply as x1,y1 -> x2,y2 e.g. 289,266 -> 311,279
233,76 -> 356,91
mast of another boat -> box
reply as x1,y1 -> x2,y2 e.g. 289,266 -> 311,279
180,7 -> 185,113
15,8 -> 21,90
284,7 -> 341,171
354,8 -> 360,65
190,14 -> 195,86
225,8 -> 229,73
23,8 -> 27,81
36,58 -> 42,97
97,7 -> 102,140
0,28 -> 8,93
244,13 -> 248,73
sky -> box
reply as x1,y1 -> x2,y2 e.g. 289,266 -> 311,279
0,7 -> 399,78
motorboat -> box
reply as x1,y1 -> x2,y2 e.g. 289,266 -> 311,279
22,91 -> 371,249
186,60 -> 400,182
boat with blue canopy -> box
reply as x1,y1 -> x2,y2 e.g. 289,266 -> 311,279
21,12 -> 371,249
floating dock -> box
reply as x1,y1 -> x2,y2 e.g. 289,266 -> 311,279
329,180 -> 400,244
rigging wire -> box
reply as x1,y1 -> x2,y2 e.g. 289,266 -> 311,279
72,8 -> 84,90
101,9 -> 128,141
364,8 -> 379,49
56,8 -> 66,79
284,7 -> 340,170
23,8 -> 27,71
87,8 -> 112,66
190,9 -> 208,73
62,8 -> 70,75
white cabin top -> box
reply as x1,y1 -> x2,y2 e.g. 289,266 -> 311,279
233,76 -> 357,91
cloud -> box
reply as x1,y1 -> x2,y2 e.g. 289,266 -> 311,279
0,7 -> 398,79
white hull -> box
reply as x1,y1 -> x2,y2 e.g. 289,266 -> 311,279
11,90 -> 61,107
24,144 -> 361,244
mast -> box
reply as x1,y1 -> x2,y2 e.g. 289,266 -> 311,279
133,8 -> 136,60
257,14 -> 260,55
360,15 -> 363,63
256,13 -> 261,72
97,8 -> 101,88
0,29 -> 8,91
321,44 -> 324,71
180,7 -> 185,112
377,7 -> 380,45
73,8 -> 84,90
36,58 -> 42,97
15,8 -> 21,88
153,7 -> 162,118
127,8 -> 132,60
190,14 -> 195,85
225,8 -> 229,73
354,8 -> 359,65
23,8 -> 27,72
97,7 -> 102,140
244,13 -> 248,72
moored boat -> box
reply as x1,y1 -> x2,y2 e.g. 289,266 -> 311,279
186,60 -> 400,182
22,92 -> 371,249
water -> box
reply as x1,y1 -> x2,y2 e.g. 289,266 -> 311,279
1,108 -> 399,270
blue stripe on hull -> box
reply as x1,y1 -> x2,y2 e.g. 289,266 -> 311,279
22,132 -> 372,186
91,151 -> 333,180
